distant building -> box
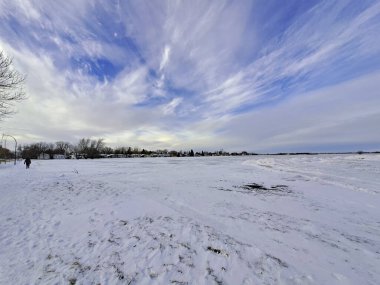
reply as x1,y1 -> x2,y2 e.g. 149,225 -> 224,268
53,154 -> 65,159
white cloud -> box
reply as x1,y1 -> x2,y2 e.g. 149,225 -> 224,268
219,72 -> 380,152
194,0 -> 380,118
159,45 -> 171,72
162,97 -> 182,115
0,40 -> 154,144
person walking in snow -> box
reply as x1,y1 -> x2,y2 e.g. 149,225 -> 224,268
24,157 -> 31,169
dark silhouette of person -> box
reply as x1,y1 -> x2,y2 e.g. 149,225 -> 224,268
24,157 -> 31,169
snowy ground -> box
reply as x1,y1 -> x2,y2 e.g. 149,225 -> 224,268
0,154 -> 379,285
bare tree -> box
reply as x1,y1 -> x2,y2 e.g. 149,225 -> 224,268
77,138 -> 91,153
77,138 -> 105,158
103,146 -> 113,155
55,141 -> 72,155
94,138 -> 105,152
36,142 -> 50,158
0,51 -> 26,119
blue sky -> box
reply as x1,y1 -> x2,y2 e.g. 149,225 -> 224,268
0,0 -> 380,152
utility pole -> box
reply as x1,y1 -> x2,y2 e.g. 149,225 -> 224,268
2,134 -> 17,165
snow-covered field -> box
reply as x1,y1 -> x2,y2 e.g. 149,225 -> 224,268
0,154 -> 379,285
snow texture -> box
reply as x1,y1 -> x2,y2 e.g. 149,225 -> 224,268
0,154 -> 379,284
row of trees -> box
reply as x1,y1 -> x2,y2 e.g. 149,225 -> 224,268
19,138 -> 106,159
14,137 -> 252,160
17,138 -> 192,159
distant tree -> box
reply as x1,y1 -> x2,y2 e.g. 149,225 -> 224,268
77,138 -> 91,154
21,143 -> 41,159
35,142 -> 50,158
77,138 -> 105,158
157,149 -> 168,155
45,143 -> 55,158
0,146 -> 12,159
189,149 -> 194,157
115,146 -> 128,155
0,51 -> 26,120
103,147 -> 113,155
55,141 -> 72,155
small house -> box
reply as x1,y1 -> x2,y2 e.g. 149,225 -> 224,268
53,154 -> 65,159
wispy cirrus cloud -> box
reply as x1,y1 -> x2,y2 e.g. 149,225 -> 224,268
219,72 -> 380,152
0,0 -> 379,151
197,0 -> 380,117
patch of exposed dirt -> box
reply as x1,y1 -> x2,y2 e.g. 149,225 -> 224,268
218,183 -> 293,196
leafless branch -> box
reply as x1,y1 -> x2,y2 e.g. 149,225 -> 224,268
0,51 -> 26,119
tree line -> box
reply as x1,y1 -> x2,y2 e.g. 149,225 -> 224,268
15,138 -> 169,159
18,138 -> 106,159
0,137 -> 253,160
